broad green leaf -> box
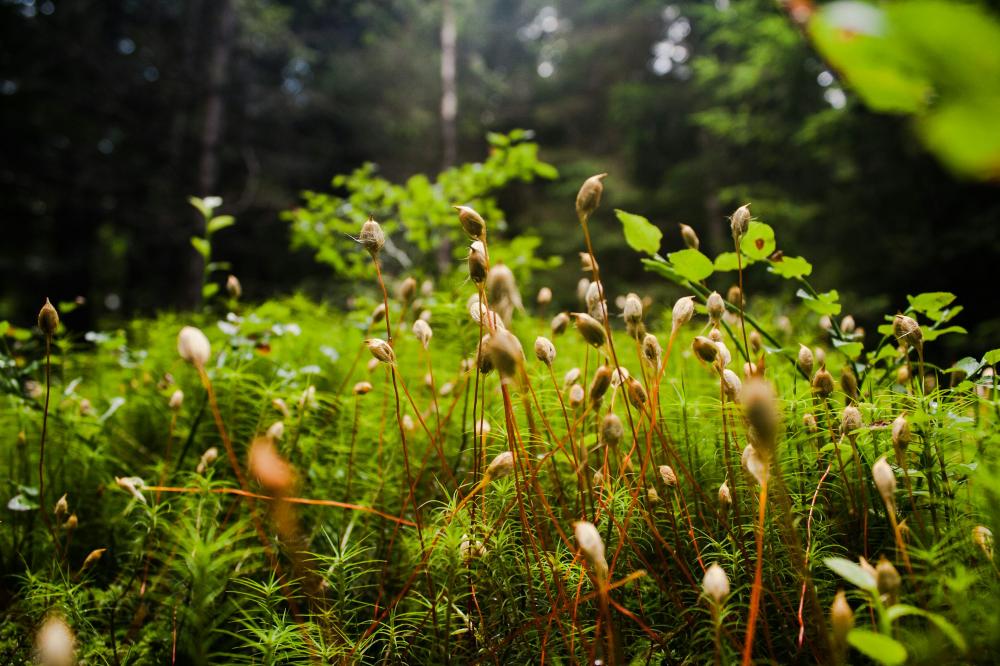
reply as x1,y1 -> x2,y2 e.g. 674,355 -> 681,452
642,258 -> 683,285
207,215 -> 235,234
847,629 -> 907,666
615,210 -> 663,255
714,252 -> 744,272
768,254 -> 813,279
886,604 -> 967,652
824,556 -> 877,592
534,162 -> 559,180
202,283 -> 220,299
188,196 -> 210,219
983,348 -> 1000,366
921,325 -> 967,342
739,221 -> 776,260
797,288 -> 842,316
832,338 -> 864,360
907,292 -> 955,320
190,237 -> 210,259
667,249 -> 715,282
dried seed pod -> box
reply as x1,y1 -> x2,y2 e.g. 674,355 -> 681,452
365,338 -> 395,364
358,217 -> 385,256
893,314 -> 922,350
973,525 -> 994,559
589,366 -> 612,405
36,613 -> 76,666
486,330 -> 524,383
601,412 -> 623,446
679,223 -> 699,250
891,414 -> 911,452
226,274 -> 242,300
872,456 -> 896,509
534,336 -> 556,366
642,333 -> 662,370
551,312 -> 570,336
671,296 -> 695,334
196,447 -> 219,474
730,203 -> 751,239
575,173 -> 607,221
703,563 -> 730,604
797,344 -> 814,377
659,465 -> 677,487
468,242 -> 489,284
841,405 -> 862,439
454,205 -> 486,240
568,383 -> 585,409
741,379 -> 779,453
722,368 -> 741,402
875,556 -> 901,605
38,298 -> 60,337
485,450 -> 514,481
693,336 -> 719,365
54,494 -> 68,520
412,319 -> 433,349
803,413 -> 818,434
249,436 -> 296,494
574,520 -> 609,584
177,326 -> 211,367
830,590 -> 854,647
266,421 -> 285,440
841,366 -> 859,404
706,291 -> 725,326
571,313 -> 607,348
812,367 -> 834,398
537,287 -> 553,306
626,377 -> 648,410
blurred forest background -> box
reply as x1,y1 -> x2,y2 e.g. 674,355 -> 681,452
2,0 -> 999,356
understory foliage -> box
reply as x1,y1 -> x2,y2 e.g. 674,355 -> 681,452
2,174 -> 999,666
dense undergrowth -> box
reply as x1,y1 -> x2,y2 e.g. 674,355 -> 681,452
2,174 -> 999,666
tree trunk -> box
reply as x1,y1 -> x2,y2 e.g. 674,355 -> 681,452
440,0 -> 458,170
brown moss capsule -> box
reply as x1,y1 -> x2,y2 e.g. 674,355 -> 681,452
468,241 -> 489,284
803,412 -> 818,433
365,338 -> 395,364
371,302 -> 387,323
589,365 -> 612,404
537,287 -> 552,306
196,447 -> 219,474
797,344 -> 814,377
226,274 -> 242,300
659,464 -> 677,487
706,291 -> 725,326
730,203 -> 751,239
485,329 -> 524,383
63,513 -> 78,531
893,314 -> 922,350
812,367 -> 834,398
891,414 -> 911,452
359,217 -> 385,256
485,450 -> 515,481
973,525 -> 994,559
568,383 -> 585,409
571,312 -> 607,348
81,547 -> 107,572
169,390 -> 184,411
693,336 -> 719,365
54,494 -> 68,520
564,367 -> 581,386
718,479 -> 732,507
38,298 -> 59,337
249,436 -> 296,494
741,379 -> 779,453
703,563 -> 730,604
177,326 -> 211,367
551,311 -> 570,336
574,520 -> 609,584
671,296 -> 695,334
642,333 -> 662,370
722,368 -> 741,401
840,314 -> 856,334
873,456 -> 896,509
841,405 -> 862,439
626,376 -> 648,410
398,276 -> 417,304
841,366 -> 859,403
454,205 -> 486,240
412,319 -> 432,349
601,412 -> 623,446
679,223 -> 699,250
830,590 -> 854,647
748,329 -> 762,356
36,613 -> 76,666
875,556 -> 901,605
476,335 -> 494,375
575,173 -> 607,222
623,293 -> 643,329
534,336 -> 556,366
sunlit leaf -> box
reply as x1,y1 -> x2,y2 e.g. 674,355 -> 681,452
768,254 -> 812,279
739,221 -> 775,260
797,288 -> 842,316
642,258 -> 683,285
207,215 -> 235,234
191,237 -> 210,259
667,249 -> 715,282
615,209 -> 663,255
824,556 -> 877,592
847,629 -> 907,666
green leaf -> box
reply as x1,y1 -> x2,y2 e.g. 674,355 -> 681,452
768,255 -> 812,279
921,325 -> 967,342
642,258 -> 683,285
207,215 -> 235,234
714,252 -> 744,272
833,338 -> 864,360
886,604 -> 967,652
983,348 -> 1000,366
190,237 -> 210,259
739,221 -> 775,260
667,249 -> 715,282
847,629 -> 908,666
615,209 -> 662,255
797,288 -> 842,316
188,196 -> 210,219
907,292 -> 956,320
824,556 -> 877,592
202,283 -> 220,299
7,493 -> 39,511
533,162 -> 559,180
